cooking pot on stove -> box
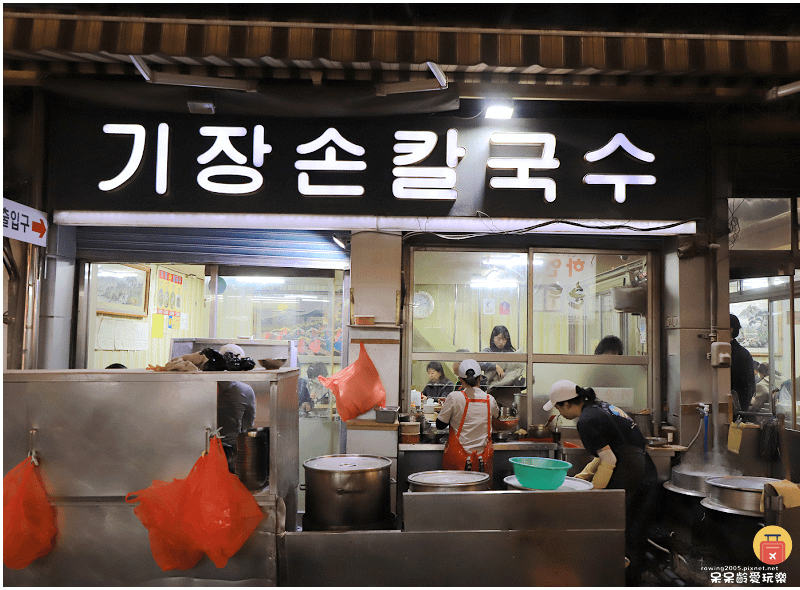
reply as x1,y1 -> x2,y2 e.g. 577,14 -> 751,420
302,455 -> 393,528
704,476 -> 782,515
666,464 -> 742,497
407,470 -> 490,493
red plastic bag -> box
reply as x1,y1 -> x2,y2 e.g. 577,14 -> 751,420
126,438 -> 263,571
318,342 -> 387,422
3,456 -> 58,569
126,477 -> 204,571
180,437 -> 264,568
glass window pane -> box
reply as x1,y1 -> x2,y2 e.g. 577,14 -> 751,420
217,273 -> 343,409
530,363 -> 649,425
793,296 -> 800,427
412,252 -> 527,353
771,298 -> 794,422
728,198 -> 791,250
411,359 -> 460,399
531,253 -> 647,355
730,299 -> 769,350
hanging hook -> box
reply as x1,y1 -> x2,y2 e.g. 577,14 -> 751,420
28,428 -> 39,465
203,427 -> 222,455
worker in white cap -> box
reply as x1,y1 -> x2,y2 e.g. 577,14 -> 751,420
437,359 -> 500,476
544,379 -> 657,585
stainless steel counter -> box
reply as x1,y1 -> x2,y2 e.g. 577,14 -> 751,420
283,487 -> 626,586
3,368 -> 299,586
397,441 -> 558,524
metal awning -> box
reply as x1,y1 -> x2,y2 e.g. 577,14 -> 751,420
5,10 -> 800,99
73,226 -> 351,270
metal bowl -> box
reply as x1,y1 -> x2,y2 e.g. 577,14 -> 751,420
526,424 -> 552,439
646,437 -> 667,447
258,358 -> 287,369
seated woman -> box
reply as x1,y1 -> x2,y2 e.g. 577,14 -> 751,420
479,325 -> 525,387
479,325 -> 526,409
749,362 -> 779,413
421,361 -> 455,401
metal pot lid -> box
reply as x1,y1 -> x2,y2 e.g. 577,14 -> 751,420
672,465 -> 742,477
304,454 -> 391,472
663,480 -> 708,498
505,475 -> 592,492
408,470 -> 490,486
705,476 -> 782,491
700,497 -> 764,518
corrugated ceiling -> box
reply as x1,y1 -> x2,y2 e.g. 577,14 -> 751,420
4,9 -> 800,98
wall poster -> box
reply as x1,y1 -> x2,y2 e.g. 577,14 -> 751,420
95,263 -> 150,317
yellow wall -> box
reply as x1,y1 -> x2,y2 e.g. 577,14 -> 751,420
89,264 -> 207,369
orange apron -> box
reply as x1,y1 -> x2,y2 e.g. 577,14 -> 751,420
442,391 -> 494,476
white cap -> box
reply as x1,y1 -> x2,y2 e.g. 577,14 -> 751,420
543,379 -> 579,411
457,359 -> 482,379
220,343 -> 245,357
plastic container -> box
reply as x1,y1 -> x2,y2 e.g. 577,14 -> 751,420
509,457 -> 572,490
376,406 -> 399,423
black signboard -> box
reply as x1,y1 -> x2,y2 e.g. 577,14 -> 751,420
47,100 -> 710,221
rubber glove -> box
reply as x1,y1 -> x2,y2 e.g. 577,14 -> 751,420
592,461 -> 615,489
575,457 -> 601,481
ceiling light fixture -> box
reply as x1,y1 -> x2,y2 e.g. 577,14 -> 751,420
130,55 -> 258,93
53,211 -> 697,236
375,62 -> 448,96
485,100 -> 515,119
187,100 -> 216,115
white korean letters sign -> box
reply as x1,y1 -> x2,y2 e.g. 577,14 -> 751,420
3,198 -> 48,247
47,106 -> 709,221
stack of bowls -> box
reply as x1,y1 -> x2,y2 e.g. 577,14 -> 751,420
400,421 -> 420,443
236,427 -> 270,490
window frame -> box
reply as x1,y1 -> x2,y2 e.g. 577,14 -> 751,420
404,246 -> 660,424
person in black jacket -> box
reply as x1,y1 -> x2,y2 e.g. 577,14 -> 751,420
730,314 -> 755,412
544,380 -> 657,586
421,361 -> 455,401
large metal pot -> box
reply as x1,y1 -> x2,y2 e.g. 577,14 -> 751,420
665,464 -> 742,497
407,470 -> 490,492
302,455 -> 392,528
704,476 -> 782,516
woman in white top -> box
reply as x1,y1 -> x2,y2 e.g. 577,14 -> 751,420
437,359 -> 500,475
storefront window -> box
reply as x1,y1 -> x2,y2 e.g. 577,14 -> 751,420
216,273 -> 344,380
88,263 -> 207,369
730,275 -> 795,426
412,251 -> 528,354
409,248 -> 651,416
531,362 -> 648,424
530,252 -> 647,355
728,197 -> 791,250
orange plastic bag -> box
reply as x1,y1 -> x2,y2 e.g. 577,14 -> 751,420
127,438 -> 263,570
126,477 -> 204,571
180,437 -> 264,568
318,342 -> 387,422
3,456 -> 58,569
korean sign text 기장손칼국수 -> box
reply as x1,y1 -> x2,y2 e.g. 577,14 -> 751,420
47,106 -> 709,222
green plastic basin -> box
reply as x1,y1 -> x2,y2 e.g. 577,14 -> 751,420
509,457 -> 572,490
